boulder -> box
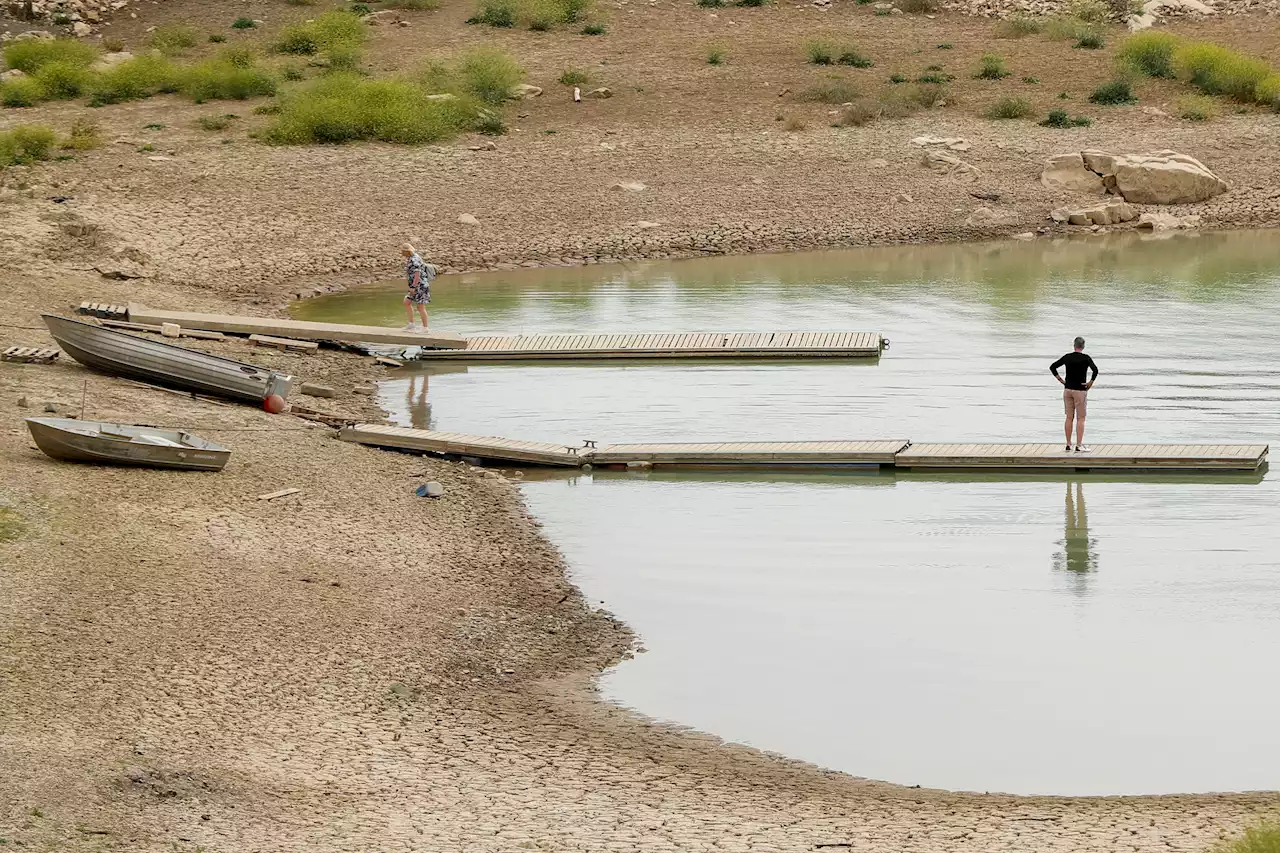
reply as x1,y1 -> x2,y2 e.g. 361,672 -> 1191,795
91,51 -> 133,72
921,149 -> 980,180
1111,151 -> 1228,205
1050,199 -> 1136,226
965,206 -> 1020,227
72,21 -> 91,36
510,84 -> 542,100
584,87 -> 612,99
0,68 -> 24,81
456,213 -> 480,226
1137,211 -> 1202,231
1041,153 -> 1105,194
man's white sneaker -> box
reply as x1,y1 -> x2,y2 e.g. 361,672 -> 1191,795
1075,445 -> 1092,453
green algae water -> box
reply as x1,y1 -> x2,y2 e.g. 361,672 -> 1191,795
297,231 -> 1280,796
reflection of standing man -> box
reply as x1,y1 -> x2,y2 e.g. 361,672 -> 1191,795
405,373 -> 431,430
1058,482 -> 1097,576
1050,336 -> 1099,453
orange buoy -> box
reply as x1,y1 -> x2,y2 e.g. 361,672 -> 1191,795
263,394 -> 287,414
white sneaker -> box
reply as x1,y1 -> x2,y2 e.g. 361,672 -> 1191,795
1075,445 -> 1092,453
402,323 -> 418,331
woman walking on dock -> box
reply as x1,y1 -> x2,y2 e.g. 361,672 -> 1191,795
401,243 -> 436,331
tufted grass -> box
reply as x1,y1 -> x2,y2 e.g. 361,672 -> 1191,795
1089,79 -> 1136,104
1211,821 -> 1280,853
181,51 -> 277,102
986,96 -> 1032,118
149,25 -> 200,56
0,124 -> 56,166
0,75 -> 45,107
89,55 -> 183,105
1116,31 -> 1181,78
469,0 -> 591,29
1258,74 -> 1280,110
274,10 -> 367,55
262,73 -> 481,144
2,38 -> 99,73
1174,41 -> 1271,101
974,53 -> 1010,80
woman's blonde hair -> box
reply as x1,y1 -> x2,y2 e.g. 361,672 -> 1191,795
400,242 -> 416,254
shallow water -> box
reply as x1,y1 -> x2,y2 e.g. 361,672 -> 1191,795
298,231 -> 1280,795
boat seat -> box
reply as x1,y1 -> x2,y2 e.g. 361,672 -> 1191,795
132,435 -> 185,448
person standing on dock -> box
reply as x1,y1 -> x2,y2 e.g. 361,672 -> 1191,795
1050,337 -> 1098,453
401,243 -> 436,331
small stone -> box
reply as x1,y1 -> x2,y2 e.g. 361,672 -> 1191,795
17,395 -> 29,408
510,83 -> 542,99
352,384 -> 376,395
160,323 -> 180,338
456,213 -> 481,226
299,382 -> 335,398
416,481 -> 445,498
610,181 -> 646,192
584,87 -> 612,99
893,192 -> 913,203
468,140 -> 497,151
72,20 -> 91,36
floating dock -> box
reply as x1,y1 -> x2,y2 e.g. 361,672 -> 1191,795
412,331 -> 884,360
337,426 -> 1268,473
127,304 -> 466,349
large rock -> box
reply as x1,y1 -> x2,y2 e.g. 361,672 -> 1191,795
921,149 -> 980,179
1041,153 -> 1105,194
1111,151 -> 1228,205
1050,199 -> 1137,226
1137,211 -> 1202,231
90,51 -> 133,72
509,84 -> 542,100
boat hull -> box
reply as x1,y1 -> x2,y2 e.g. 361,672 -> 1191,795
43,314 -> 294,404
25,418 -> 230,471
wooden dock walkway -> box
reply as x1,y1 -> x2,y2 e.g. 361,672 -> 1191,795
589,440 -> 909,466
412,330 -> 884,360
338,427 -> 1268,472
894,443 -> 1271,470
337,424 -> 588,467
127,304 -> 467,349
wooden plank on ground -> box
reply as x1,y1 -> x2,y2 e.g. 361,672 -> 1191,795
128,304 -> 466,349
249,334 -> 319,353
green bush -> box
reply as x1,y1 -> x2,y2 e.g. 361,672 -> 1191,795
149,25 -> 200,56
262,72 -> 477,144
696,0 -> 724,6
1,75 -> 45,107
558,67 -> 591,85
895,0 -> 937,12
61,118 -> 102,150
1043,15 -> 1093,41
806,40 -> 835,65
2,38 -> 99,73
889,72 -> 906,83
837,50 -> 873,68
1177,93 -> 1215,121
1211,820 -> 1280,853
197,114 -> 232,130
89,55 -> 182,105
1174,41 -> 1271,101
274,10 -> 367,55
581,22 -> 606,33
975,53 -> 1010,80
706,46 -> 726,65
209,33 -> 227,43
383,0 -> 439,8
182,55 -> 277,101
469,0 -> 518,24
1258,74 -> 1280,110
232,16 -> 258,28
986,96 -> 1032,118
32,60 -> 94,99
1075,31 -> 1104,49
1089,78 -> 1135,104
1040,108 -> 1091,127
735,0 -> 766,6
1116,31 -> 1181,77
0,124 -> 57,165
458,47 -> 524,104
994,14 -> 1042,37
1067,0 -> 1109,22
802,76 -> 858,103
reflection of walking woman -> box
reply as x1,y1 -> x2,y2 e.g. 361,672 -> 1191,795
401,242 -> 436,331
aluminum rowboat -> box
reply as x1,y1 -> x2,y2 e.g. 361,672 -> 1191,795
25,417 -> 231,471
43,314 -> 294,403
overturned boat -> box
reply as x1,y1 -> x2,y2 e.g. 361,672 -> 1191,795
25,417 -> 231,471
43,314 -> 294,404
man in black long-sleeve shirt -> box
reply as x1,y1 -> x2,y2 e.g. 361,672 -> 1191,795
1050,337 -> 1099,453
